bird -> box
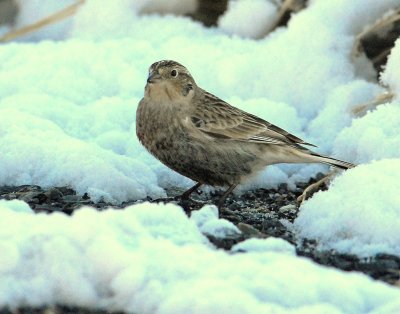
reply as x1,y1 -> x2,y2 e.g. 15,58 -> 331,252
136,60 -> 355,209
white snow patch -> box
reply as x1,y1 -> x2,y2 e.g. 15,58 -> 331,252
14,0 -> 74,41
190,205 -> 241,238
218,0 -> 278,39
0,107 -> 164,203
0,199 -> 33,214
294,159 -> 400,257
11,0 -> 198,41
381,37 -> 400,96
232,237 -> 296,255
1,200 -> 400,312
333,104 -> 400,164
308,80 -> 384,152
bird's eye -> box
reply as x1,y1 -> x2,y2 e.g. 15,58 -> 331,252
171,69 -> 178,77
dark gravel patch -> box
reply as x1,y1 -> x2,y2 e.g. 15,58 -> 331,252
0,180 -> 399,313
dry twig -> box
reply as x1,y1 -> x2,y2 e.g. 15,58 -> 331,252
297,171 -> 335,204
351,92 -> 394,117
352,9 -> 400,59
0,0 -> 85,42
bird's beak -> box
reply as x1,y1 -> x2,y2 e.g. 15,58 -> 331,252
147,72 -> 161,84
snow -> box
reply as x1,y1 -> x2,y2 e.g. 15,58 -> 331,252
190,205 -> 240,238
381,37 -> 400,95
231,237 -> 296,255
1,199 -> 400,313
13,0 -> 74,41
333,104 -> 400,164
1,0 -> 400,311
9,0 -> 198,41
218,0 -> 278,39
308,80 -> 385,152
294,159 -> 400,257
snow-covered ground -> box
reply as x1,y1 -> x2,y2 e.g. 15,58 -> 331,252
1,0 -> 400,312
1,199 -> 400,313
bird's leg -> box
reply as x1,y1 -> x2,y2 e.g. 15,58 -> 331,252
297,170 -> 336,204
180,182 -> 203,200
217,184 -> 238,209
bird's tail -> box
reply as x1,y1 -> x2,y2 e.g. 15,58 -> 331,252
309,152 -> 356,170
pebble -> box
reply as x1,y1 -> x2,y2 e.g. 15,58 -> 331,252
34,205 -> 63,213
62,195 -> 83,203
19,191 -> 42,203
237,222 -> 267,239
44,188 -> 63,201
278,204 -> 297,214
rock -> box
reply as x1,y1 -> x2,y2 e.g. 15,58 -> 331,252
62,195 -> 82,203
3,193 -> 17,200
372,259 -> 399,272
17,185 -> 42,192
19,191 -> 42,203
44,188 -> 63,201
206,233 -> 244,250
261,219 -> 285,232
57,186 -> 76,196
34,205 -> 63,213
279,204 -> 297,214
237,222 -> 267,239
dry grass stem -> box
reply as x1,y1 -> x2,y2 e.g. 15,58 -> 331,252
0,0 -> 85,43
297,171 -> 336,204
352,9 -> 400,58
351,92 -> 394,117
269,0 -> 307,32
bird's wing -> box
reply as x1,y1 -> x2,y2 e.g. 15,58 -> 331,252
191,90 -> 315,147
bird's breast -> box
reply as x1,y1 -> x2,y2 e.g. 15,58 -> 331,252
136,99 -> 187,154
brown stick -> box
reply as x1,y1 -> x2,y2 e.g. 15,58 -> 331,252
352,11 -> 400,58
0,0 -> 85,42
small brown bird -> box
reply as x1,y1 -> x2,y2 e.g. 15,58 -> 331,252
136,60 -> 355,208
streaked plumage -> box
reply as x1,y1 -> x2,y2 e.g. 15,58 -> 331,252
136,60 -> 355,208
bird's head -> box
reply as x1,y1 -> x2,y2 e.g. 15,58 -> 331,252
144,60 -> 196,102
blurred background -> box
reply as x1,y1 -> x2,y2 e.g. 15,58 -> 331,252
1,0 -> 399,78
